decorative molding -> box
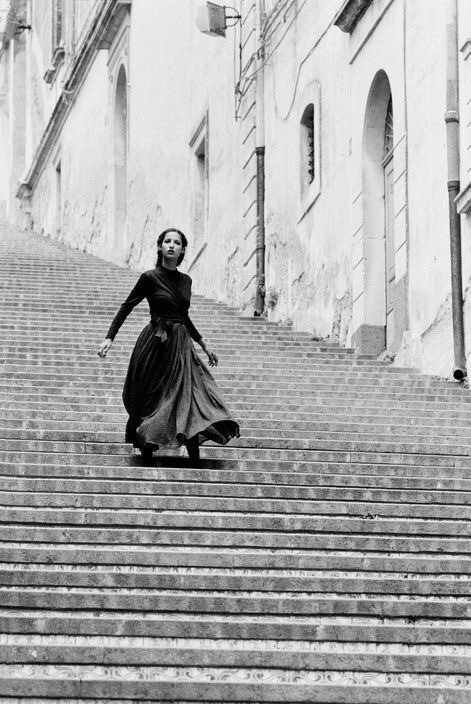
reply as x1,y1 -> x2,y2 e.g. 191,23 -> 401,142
334,0 -> 374,33
43,67 -> 56,85
99,0 -> 131,50
51,45 -> 65,69
455,180 -> 471,214
107,9 -> 130,75
187,241 -> 208,272
348,0 -> 396,64
16,0 -> 132,198
460,39 -> 471,61
189,114 -> 207,149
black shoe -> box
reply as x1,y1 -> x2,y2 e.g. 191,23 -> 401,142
140,443 -> 155,466
185,437 -> 200,467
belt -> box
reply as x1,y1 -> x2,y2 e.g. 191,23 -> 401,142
150,315 -> 185,342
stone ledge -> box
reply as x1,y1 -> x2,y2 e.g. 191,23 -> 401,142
334,0 -> 374,33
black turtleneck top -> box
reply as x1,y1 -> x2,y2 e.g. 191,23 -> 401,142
106,266 -> 202,343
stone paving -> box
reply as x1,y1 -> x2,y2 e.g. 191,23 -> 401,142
0,225 -> 470,702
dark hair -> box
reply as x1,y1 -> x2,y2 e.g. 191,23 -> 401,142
156,228 -> 188,267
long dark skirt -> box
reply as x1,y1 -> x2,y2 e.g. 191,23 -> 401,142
123,322 -> 240,450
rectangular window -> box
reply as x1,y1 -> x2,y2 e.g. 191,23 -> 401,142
189,114 -> 209,244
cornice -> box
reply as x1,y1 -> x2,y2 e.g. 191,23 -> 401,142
334,0 -> 374,33
17,0 -> 131,197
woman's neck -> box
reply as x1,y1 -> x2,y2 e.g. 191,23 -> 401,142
161,260 -> 177,271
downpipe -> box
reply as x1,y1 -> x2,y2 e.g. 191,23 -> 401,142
254,146 -> 266,315
254,0 -> 266,316
445,0 -> 467,380
447,175 -> 467,380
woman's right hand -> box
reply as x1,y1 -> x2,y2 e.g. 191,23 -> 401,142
98,338 -> 113,358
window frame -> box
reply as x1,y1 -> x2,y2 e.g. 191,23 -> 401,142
298,83 -> 321,222
189,112 -> 209,247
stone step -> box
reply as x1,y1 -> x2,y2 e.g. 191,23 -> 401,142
3,396 -> 470,417
3,408 -> 471,427
2,463 -> 471,491
0,670 -> 470,703
1,384 -> 468,408
0,433 -> 469,456
2,566 -> 470,597
1,360 -> 425,381
2,609 -> 471,644
2,524 -> 470,554
0,320 -> 321,337
2,503 -> 469,536
1,367 -> 460,392
0,350 -> 386,366
0,299 -> 238,314
1,416 -> 467,440
1,545 -> 469,575
2,488 -> 469,519
0,363 -> 459,387
1,588 -> 469,618
0,426 -> 468,450
2,446 -> 469,469
0,638 -> 469,676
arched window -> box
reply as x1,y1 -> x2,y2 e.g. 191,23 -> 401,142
300,103 -> 315,188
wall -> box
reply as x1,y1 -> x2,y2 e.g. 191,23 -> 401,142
27,0 -> 247,310
457,0 -> 471,374
263,0 -> 352,341
30,49 -> 109,250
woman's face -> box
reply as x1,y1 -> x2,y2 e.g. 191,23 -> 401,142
160,232 -> 183,263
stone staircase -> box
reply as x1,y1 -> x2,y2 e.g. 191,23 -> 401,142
0,225 -> 470,702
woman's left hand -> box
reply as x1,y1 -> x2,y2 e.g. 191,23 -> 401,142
206,349 -> 218,367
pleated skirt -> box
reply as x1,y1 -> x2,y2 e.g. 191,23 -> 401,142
122,322 -> 240,450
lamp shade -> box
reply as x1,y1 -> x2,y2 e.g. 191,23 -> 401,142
196,2 -> 226,37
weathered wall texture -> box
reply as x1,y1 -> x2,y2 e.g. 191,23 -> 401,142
263,0 -> 352,342
27,0 -> 247,311
30,51 -> 109,251
125,1 -> 245,309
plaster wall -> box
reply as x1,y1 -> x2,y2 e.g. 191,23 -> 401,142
28,1 -> 244,309
263,0 -> 352,342
0,35 -> 27,223
398,0 -> 453,375
30,50 -> 109,249
0,50 -> 10,220
27,0 -> 100,158
125,0 -> 244,307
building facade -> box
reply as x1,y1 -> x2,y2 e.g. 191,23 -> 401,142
1,0 -> 471,379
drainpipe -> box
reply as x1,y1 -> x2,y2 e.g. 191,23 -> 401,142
445,0 -> 467,379
254,0 -> 266,315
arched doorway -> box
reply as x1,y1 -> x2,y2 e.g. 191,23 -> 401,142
383,96 -> 395,348
114,65 -> 128,249
362,71 -> 395,352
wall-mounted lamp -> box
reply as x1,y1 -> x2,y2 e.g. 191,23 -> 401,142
196,2 -> 241,38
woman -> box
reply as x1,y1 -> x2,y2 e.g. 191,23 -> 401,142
98,228 -> 239,464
